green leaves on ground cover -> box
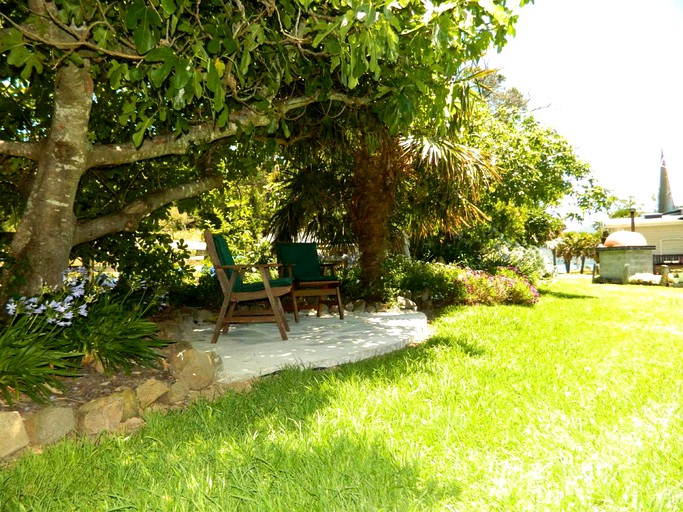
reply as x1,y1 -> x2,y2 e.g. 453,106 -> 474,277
2,277 -> 683,510
1,271 -> 167,404
0,314 -> 80,405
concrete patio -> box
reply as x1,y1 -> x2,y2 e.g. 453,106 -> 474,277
180,310 -> 431,383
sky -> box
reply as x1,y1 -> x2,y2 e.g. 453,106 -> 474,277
483,0 -> 683,216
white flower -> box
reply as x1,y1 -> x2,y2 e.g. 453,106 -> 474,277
5,301 -> 17,316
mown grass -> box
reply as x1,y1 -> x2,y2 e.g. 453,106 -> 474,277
2,276 -> 683,511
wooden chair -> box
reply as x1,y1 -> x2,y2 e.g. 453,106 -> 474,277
275,242 -> 344,322
204,230 -> 293,343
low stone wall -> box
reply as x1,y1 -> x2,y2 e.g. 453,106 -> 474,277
0,341 -> 250,462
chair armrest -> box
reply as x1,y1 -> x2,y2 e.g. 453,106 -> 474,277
281,263 -> 295,278
319,261 -> 342,275
215,263 -> 283,270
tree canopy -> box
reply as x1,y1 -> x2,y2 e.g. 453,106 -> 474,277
0,0 -> 530,297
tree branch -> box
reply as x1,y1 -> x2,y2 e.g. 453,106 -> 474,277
0,139 -> 42,160
86,92 -> 370,168
0,11 -> 144,61
73,174 -> 223,245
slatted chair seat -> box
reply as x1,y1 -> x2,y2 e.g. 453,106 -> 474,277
275,242 -> 344,322
204,230 -> 293,343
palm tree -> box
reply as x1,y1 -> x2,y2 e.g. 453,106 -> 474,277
269,130 -> 498,297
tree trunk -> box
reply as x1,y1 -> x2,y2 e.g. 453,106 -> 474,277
7,63 -> 93,296
349,138 -> 401,299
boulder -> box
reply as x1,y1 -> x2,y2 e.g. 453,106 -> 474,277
397,296 -> 417,311
170,348 -> 215,390
77,394 -> 125,435
27,406 -> 76,446
167,380 -> 190,404
119,388 -> 140,420
0,411 -> 29,459
136,378 -> 170,409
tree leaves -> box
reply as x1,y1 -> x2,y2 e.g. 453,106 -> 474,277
125,0 -> 162,54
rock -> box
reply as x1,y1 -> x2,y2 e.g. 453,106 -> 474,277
345,301 -> 355,312
120,417 -> 146,433
170,348 -> 215,390
365,304 -> 377,313
198,384 -> 226,402
225,379 -> 254,394
0,411 -> 29,459
353,299 -> 366,313
146,404 -> 170,415
136,378 -> 170,409
27,406 -> 76,446
191,309 -> 214,324
397,296 -> 417,310
120,388 -> 140,420
167,380 -> 189,404
156,322 -> 184,341
77,394 -> 125,435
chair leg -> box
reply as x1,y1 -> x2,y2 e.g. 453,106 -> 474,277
222,302 -> 238,334
291,292 -> 300,323
276,297 -> 290,332
211,297 -> 231,344
336,287 -> 344,320
268,295 -> 288,340
316,295 -> 323,317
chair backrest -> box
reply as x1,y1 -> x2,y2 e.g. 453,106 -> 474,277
204,231 -> 243,293
275,243 -> 322,280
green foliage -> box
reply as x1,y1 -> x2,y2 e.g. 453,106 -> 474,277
167,264 -> 223,310
73,231 -> 191,292
342,256 -> 538,307
480,243 -> 547,284
0,314 -> 80,406
1,269 -> 168,403
456,267 -> 539,306
62,290 -> 167,374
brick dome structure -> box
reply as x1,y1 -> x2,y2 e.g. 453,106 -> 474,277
603,230 -> 648,247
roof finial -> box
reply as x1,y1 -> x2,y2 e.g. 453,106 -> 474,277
658,149 -> 676,213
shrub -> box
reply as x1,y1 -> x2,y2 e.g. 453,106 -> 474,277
340,256 -> 540,307
480,243 -> 547,284
2,269 -> 169,403
0,314 -> 80,406
495,267 -> 540,306
455,267 -> 539,307
167,264 -> 223,309
61,290 -> 168,374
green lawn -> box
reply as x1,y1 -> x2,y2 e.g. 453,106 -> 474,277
2,276 -> 683,511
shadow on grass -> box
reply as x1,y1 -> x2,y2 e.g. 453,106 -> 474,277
424,334 -> 485,357
1,334 -> 465,511
538,289 -> 596,300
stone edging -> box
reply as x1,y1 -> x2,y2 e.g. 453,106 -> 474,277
0,340 -> 244,462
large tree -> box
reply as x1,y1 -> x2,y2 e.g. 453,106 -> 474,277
0,0 -> 527,297
412,72 -> 611,263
